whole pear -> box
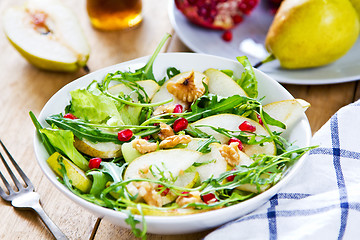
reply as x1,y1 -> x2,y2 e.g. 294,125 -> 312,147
265,0 -> 360,69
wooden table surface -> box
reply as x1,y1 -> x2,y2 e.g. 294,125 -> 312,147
0,0 -> 359,239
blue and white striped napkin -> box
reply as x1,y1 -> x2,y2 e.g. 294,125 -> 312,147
205,100 -> 360,240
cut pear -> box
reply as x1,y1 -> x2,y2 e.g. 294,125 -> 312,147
151,71 -> 209,110
121,141 -> 142,163
124,149 -> 202,181
108,80 -> 160,102
190,114 -> 276,156
204,68 -> 248,97
47,152 -> 92,193
73,137 -> 122,158
2,0 -> 90,72
195,143 -> 228,182
263,99 -> 310,133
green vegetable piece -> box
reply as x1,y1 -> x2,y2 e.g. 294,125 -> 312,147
236,56 -> 258,99
70,88 -> 124,125
41,128 -> 89,171
87,171 -> 111,197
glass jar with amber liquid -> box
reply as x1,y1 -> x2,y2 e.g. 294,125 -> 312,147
86,0 -> 142,31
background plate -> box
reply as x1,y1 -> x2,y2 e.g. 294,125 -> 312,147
169,1 -> 360,85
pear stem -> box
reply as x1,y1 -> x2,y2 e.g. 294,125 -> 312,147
253,54 -> 276,68
83,65 -> 90,73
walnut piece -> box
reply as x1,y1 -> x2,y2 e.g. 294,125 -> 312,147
159,135 -> 192,149
132,139 -> 158,154
153,104 -> 176,116
219,142 -> 242,167
167,71 -> 205,103
132,181 -> 163,207
158,122 -> 174,140
176,191 -> 203,207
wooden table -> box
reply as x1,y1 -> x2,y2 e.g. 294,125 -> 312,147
0,0 -> 359,239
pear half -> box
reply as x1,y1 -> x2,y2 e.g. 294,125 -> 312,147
2,0 -> 90,72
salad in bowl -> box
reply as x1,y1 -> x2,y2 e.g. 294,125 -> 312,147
31,34 -> 313,237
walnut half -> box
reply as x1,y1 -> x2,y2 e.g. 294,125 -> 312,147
132,139 -> 158,154
159,135 -> 192,149
167,71 -> 207,103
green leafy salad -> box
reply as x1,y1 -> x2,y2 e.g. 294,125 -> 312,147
30,34 -> 315,238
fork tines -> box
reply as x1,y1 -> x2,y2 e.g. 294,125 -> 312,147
0,139 -> 34,198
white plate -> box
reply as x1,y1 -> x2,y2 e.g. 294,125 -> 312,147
169,1 -> 360,85
34,53 -> 312,234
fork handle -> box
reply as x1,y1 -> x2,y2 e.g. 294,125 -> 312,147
32,204 -> 69,240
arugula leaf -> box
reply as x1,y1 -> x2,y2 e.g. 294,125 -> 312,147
236,56 -> 258,98
40,128 -> 89,171
29,111 -> 55,156
166,67 -> 181,79
45,114 -> 122,144
186,94 -> 249,122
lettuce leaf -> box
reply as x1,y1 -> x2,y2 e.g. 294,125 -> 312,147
236,56 -> 258,99
40,128 -> 89,171
69,88 -> 124,125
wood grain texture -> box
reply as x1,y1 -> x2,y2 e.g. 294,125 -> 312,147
0,0 -> 359,239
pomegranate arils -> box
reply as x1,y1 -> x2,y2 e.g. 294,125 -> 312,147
157,185 -> 170,196
228,137 -> 243,151
256,113 -> 263,125
226,174 -> 235,181
173,117 -> 188,132
222,30 -> 233,42
173,104 -> 183,114
202,193 -> 218,204
239,121 -> 256,132
175,0 -> 259,30
63,113 -> 77,119
117,129 -> 133,142
142,135 -> 151,140
89,158 -> 102,169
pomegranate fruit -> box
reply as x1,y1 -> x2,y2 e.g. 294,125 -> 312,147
175,0 -> 259,30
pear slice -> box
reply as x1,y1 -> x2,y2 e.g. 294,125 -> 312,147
2,0 -> 90,72
204,68 -> 248,97
108,80 -> 160,102
190,114 -> 276,156
47,152 -> 92,193
121,141 -> 142,163
124,149 -> 202,181
151,71 -> 209,110
263,99 -> 310,133
73,137 -> 122,158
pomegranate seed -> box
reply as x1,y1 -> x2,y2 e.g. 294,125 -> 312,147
142,135 -> 151,140
173,117 -> 188,132
239,121 -> 256,132
157,185 -> 170,196
89,158 -> 102,169
222,30 -> 232,42
226,175 -> 235,181
181,191 -> 190,196
232,15 -> 243,24
117,129 -> 133,142
153,123 -> 160,126
256,113 -> 263,125
173,104 -> 183,114
202,193 -> 218,204
63,113 -> 77,119
228,137 -> 243,151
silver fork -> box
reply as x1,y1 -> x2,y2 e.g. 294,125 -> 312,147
0,139 -> 68,240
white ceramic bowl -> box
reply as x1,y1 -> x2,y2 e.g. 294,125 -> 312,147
33,53 -> 312,235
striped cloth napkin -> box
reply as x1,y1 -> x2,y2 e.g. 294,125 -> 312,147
205,100 -> 360,240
